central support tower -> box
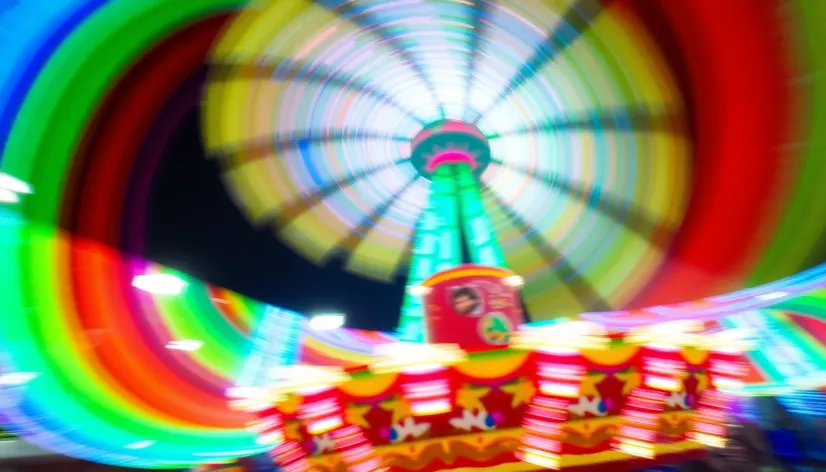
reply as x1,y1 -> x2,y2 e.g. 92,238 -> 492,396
398,121 -> 507,342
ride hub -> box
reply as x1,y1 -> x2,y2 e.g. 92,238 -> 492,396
410,120 -> 492,179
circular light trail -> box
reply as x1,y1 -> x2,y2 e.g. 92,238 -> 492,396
204,0 -> 692,314
0,0 -> 824,468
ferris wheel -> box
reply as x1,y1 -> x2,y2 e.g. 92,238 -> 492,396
203,0 -> 691,340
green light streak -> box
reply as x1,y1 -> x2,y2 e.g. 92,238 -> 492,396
748,0 -> 826,283
397,166 -> 463,342
455,163 -> 506,267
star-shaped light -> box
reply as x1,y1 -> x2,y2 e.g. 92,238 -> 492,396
615,369 -> 642,396
380,395 -> 412,425
344,403 -> 372,429
392,417 -> 431,442
449,409 -> 494,431
313,433 -> 336,454
579,373 -> 606,398
456,384 -> 490,413
501,377 -> 536,408
284,420 -> 302,441
665,390 -> 689,410
695,372 -> 709,393
568,396 -> 604,417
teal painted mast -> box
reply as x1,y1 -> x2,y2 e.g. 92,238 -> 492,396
397,120 -> 506,342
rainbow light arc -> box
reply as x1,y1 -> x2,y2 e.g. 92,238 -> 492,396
0,0 -> 826,468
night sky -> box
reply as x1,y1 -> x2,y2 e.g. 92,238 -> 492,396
143,109 -> 406,332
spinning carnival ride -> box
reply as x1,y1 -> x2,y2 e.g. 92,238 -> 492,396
2,0 -> 826,470
204,0 -> 693,338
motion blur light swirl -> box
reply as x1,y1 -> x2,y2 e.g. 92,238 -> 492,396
204,0 -> 692,320
1,0 -> 826,469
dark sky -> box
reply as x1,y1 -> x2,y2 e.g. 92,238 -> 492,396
143,109 -> 406,332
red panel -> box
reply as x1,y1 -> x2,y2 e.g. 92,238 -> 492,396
423,265 -> 524,349
626,0 -> 795,307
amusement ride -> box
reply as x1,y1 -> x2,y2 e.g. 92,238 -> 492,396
2,0 -> 826,470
